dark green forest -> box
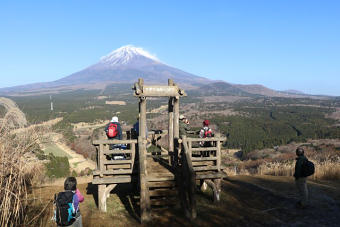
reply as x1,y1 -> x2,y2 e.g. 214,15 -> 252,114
212,105 -> 340,155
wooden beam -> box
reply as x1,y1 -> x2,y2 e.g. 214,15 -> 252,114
191,147 -> 218,152
92,176 -> 131,184
185,137 -> 226,142
102,150 -> 133,155
102,159 -> 133,164
93,139 -> 137,145
93,169 -> 132,175
191,157 -> 218,161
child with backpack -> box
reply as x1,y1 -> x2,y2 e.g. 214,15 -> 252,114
54,177 -> 84,227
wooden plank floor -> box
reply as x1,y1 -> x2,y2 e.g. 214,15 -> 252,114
146,157 -> 174,177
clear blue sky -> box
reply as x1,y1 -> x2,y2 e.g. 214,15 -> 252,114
0,0 -> 339,95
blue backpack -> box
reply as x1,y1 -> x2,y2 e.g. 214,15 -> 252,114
54,191 -> 75,226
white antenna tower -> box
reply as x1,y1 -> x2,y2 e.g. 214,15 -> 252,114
50,95 -> 54,111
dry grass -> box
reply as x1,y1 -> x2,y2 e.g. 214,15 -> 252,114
257,158 -> 340,181
0,110 -> 45,226
223,141 -> 340,181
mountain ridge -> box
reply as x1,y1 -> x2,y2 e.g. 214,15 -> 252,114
0,45 -> 331,98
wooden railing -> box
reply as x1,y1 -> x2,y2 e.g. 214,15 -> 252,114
92,139 -> 137,178
185,137 -> 225,174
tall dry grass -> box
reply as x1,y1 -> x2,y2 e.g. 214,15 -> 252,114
223,142 -> 340,181
257,158 -> 340,180
0,110 -> 44,226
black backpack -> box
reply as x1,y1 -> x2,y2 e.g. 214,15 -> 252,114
302,159 -> 315,177
54,191 -> 75,226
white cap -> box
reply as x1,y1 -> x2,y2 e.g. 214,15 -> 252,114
111,116 -> 118,122
179,114 -> 185,120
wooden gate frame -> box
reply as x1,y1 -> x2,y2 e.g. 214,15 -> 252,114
133,78 -> 186,221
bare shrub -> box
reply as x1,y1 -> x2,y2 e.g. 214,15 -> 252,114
0,111 -> 44,226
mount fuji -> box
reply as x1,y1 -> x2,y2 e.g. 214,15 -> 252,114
55,45 -> 210,86
0,45 -> 211,94
0,45 -> 318,98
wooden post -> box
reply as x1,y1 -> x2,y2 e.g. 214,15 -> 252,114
168,97 -> 174,165
139,96 -> 146,140
216,140 -> 221,171
139,136 -> 150,222
173,96 -> 179,165
205,180 -> 220,203
173,96 -> 179,139
213,179 -> 222,203
98,184 -> 117,212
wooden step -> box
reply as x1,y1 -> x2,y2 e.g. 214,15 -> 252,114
147,174 -> 175,182
146,154 -> 170,158
193,166 -> 218,172
192,161 -> 215,167
149,189 -> 177,197
150,198 -> 178,206
147,181 -> 176,188
195,172 -> 227,179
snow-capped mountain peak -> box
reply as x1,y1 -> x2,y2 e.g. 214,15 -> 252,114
100,45 -> 159,65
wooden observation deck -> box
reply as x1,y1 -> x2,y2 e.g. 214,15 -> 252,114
92,78 -> 227,222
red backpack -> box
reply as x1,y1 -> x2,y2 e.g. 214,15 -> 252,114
204,128 -> 213,138
107,123 -> 118,138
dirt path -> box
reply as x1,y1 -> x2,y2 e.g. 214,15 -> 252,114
48,132 -> 96,172
32,175 -> 340,226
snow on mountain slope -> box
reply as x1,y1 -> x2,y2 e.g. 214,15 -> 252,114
100,45 -> 159,66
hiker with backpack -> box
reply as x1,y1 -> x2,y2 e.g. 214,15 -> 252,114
199,120 -> 213,147
105,116 -> 123,140
294,147 -> 314,208
54,177 -> 84,227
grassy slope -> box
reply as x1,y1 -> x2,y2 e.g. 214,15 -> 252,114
43,144 -> 71,158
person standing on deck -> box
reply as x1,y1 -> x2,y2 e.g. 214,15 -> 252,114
105,116 -> 123,140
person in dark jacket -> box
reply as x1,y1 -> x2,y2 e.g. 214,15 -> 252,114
179,114 -> 190,136
133,117 -> 148,138
294,147 -> 308,208
105,116 -> 123,140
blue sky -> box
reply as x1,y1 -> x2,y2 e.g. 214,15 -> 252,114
0,0 -> 339,95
